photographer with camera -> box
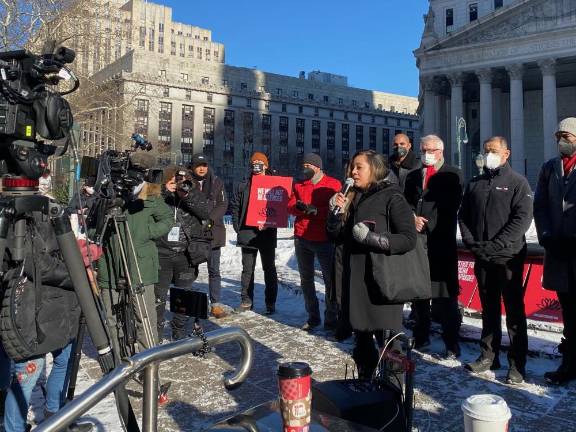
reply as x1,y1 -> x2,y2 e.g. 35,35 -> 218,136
155,166 -> 211,341
96,177 -> 173,354
0,212 -> 93,432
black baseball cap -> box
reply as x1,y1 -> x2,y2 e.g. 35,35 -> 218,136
191,154 -> 209,169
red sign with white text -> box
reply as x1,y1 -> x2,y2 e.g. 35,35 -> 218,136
245,175 -> 293,228
457,252 -> 563,324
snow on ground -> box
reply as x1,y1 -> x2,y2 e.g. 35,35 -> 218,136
9,225 -> 575,432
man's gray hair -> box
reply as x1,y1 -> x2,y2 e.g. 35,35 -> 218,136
420,134 -> 445,150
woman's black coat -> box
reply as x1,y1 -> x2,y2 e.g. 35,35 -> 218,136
327,181 -> 417,331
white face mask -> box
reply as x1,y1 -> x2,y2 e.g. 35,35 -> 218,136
132,181 -> 145,197
421,153 -> 437,166
484,152 -> 501,170
84,186 -> 94,195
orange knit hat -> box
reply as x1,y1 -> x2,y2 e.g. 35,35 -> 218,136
250,151 -> 269,167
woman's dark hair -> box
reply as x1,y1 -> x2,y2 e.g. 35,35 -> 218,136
347,150 -> 389,186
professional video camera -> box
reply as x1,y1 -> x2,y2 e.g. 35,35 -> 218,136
0,43 -> 78,185
81,134 -> 161,202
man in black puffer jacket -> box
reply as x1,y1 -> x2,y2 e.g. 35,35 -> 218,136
459,136 -> 533,385
187,154 -> 229,319
155,166 -> 210,341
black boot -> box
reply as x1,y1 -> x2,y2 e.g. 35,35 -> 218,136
545,339 -> 576,386
352,344 -> 379,380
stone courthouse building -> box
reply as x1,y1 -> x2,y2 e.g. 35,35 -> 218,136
415,0 -> 576,184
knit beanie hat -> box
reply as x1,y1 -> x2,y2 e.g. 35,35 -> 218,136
558,118 -> 576,136
250,151 -> 269,167
303,153 -> 323,169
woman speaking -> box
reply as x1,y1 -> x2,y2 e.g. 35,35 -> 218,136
327,150 -> 417,379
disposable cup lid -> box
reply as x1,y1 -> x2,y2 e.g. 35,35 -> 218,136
461,394 -> 512,422
278,362 -> 312,378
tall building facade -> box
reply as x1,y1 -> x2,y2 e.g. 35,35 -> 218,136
416,0 -> 576,184
74,0 -> 419,191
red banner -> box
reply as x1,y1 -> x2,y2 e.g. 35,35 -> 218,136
457,252 -> 563,324
245,175 -> 293,228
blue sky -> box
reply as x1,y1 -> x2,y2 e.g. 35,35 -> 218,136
158,0 -> 428,97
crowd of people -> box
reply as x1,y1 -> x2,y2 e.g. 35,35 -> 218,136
2,116 -> 576,431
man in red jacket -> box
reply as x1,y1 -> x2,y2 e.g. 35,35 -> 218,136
288,153 -> 341,332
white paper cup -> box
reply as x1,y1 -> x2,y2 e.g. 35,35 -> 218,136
462,394 -> 512,432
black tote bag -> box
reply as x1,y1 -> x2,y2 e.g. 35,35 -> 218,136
367,197 -> 432,304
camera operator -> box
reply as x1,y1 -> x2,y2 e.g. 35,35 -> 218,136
155,167 -> 211,341
96,179 -> 173,354
0,212 -> 93,432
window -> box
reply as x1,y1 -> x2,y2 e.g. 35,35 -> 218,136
181,105 -> 194,162
241,82 -> 247,90
201,76 -> 209,85
314,107 -> 319,117
308,93 -> 314,101
342,123 -> 350,160
247,98 -> 252,108
259,85 -> 266,93
159,23 -> 164,32
352,100 -> 357,107
222,79 -> 229,86
382,128 -> 390,154
323,95 -> 329,103
148,29 -> 155,51
298,105 -> 303,114
296,118 -> 305,155
163,86 -> 170,97
371,115 -> 375,124
203,36 -> 208,41
277,88 -> 283,96
181,73 -> 188,81
279,116 -> 289,160
185,89 -> 192,100
469,3 -> 478,21
227,96 -> 233,106
369,127 -> 376,150
265,101 -> 270,110
205,48 -> 211,61
358,113 -> 362,122
262,114 -> 272,155
158,36 -> 164,53
338,98 -> 343,105
197,47 -> 202,59
224,110 -> 234,154
446,8 -> 454,34
134,99 -> 149,137
312,120 -> 320,150
329,111 -> 334,119
494,0 -> 503,8
171,41 -> 176,55
203,107 -> 215,151
159,70 -> 166,78
378,104 -> 383,110
282,103 -> 287,113
344,112 -> 348,120
139,27 -> 146,48
214,51 -> 219,60
327,122 -> 336,165
207,93 -> 213,103
364,102 -> 370,109
293,90 -> 299,98
356,125 -> 364,149
158,102 -> 172,148
243,112 -> 254,158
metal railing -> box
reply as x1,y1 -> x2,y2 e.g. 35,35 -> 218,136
34,327 -> 253,432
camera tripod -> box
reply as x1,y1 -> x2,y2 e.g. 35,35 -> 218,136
0,183 -> 140,432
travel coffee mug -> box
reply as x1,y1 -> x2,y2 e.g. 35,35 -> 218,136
277,362 -> 313,432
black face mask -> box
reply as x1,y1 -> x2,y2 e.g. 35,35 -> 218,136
394,147 -> 408,158
252,163 -> 264,174
301,167 -> 315,180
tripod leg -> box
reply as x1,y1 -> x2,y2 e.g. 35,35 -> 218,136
66,316 -> 87,402
0,211 -> 9,264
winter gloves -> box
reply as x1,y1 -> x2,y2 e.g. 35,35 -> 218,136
352,222 -> 390,252
295,200 -> 318,216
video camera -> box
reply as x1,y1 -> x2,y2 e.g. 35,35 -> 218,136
0,43 -> 78,185
80,134 -> 162,201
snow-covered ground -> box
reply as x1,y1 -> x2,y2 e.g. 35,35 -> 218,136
13,225 -> 573,432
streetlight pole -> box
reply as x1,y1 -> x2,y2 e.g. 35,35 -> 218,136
455,117 -> 468,171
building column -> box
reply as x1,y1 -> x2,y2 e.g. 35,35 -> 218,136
507,64 -> 525,174
423,76 -> 436,135
492,86 -> 503,136
540,59 -> 558,161
478,68 -> 493,145
448,72 -> 464,169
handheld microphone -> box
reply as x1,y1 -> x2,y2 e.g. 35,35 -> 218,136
332,177 -> 355,216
